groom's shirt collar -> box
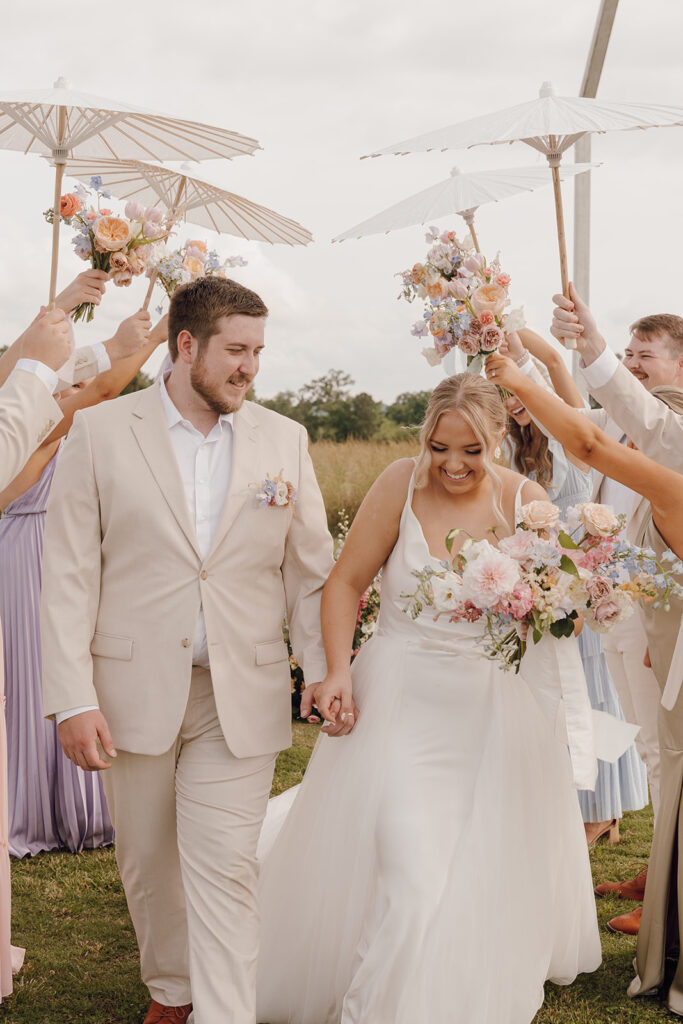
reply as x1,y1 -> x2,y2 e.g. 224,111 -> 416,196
158,373 -> 235,434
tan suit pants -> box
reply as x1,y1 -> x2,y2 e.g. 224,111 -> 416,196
102,668 -> 276,1023
601,612 -> 661,821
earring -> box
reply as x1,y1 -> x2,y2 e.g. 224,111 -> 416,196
494,446 -> 502,459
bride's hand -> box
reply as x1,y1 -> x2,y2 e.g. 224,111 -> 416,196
301,673 -> 358,737
485,352 -> 526,392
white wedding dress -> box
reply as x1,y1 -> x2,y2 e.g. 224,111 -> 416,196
256,474 -> 601,1024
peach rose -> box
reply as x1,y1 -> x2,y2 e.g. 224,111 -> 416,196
94,216 -> 131,252
470,283 -> 506,317
99,208 -> 112,217
479,311 -> 495,326
128,252 -> 147,276
60,194 -> 82,219
183,256 -> 205,277
480,324 -> 504,352
586,590 -> 634,633
186,239 -> 207,253
519,500 -> 560,532
496,273 -> 511,288
458,332 -> 481,357
580,502 -> 621,538
109,251 -> 129,272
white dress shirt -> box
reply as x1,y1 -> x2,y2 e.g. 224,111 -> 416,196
14,358 -> 59,395
56,377 -> 234,724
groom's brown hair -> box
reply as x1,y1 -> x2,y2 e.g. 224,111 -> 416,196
168,276 -> 268,360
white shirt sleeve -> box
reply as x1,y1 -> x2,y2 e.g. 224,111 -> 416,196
55,705 -> 99,725
91,341 -> 111,374
580,347 -> 620,391
14,358 -> 59,395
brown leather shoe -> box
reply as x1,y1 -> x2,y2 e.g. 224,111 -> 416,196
143,1001 -> 193,1024
606,906 -> 642,935
595,867 -> 647,901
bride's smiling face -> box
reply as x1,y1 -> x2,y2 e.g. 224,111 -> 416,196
429,410 -> 498,493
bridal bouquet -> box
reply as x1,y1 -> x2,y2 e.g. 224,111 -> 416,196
147,239 -> 248,300
403,499 -> 683,673
45,177 -> 172,322
398,227 -> 525,372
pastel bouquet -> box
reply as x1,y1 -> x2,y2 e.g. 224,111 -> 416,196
399,226 -> 524,372
403,499 -> 683,673
46,176 -> 172,322
147,239 -> 248,301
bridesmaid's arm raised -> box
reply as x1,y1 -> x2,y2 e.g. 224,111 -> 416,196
301,458 -> 414,736
485,352 -> 683,558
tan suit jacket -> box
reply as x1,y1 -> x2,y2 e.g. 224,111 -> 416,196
41,383 -> 334,757
0,368 -> 62,491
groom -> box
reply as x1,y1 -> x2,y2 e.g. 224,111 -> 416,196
41,276 -> 334,1024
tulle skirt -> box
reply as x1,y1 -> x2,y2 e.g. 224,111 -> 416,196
256,632 -> 601,1024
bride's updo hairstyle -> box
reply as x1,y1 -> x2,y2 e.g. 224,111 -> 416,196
414,373 -> 507,523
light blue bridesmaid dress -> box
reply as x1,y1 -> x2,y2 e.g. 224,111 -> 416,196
504,435 -> 649,821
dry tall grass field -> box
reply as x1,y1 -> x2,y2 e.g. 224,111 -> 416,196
310,438 -> 420,531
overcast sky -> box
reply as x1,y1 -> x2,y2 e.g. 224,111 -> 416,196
1,0 -> 682,402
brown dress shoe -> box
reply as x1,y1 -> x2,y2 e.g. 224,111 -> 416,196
606,906 -> 642,935
594,867 -> 647,901
143,1000 -> 193,1023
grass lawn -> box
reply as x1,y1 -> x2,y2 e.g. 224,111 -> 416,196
0,723 -> 670,1023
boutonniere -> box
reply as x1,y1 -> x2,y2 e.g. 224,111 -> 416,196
254,470 -> 297,510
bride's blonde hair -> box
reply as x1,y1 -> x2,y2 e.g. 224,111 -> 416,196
414,374 -> 507,524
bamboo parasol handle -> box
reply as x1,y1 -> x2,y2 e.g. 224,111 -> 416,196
549,157 -> 576,350
461,209 -> 481,254
141,178 -> 185,312
48,105 -> 68,309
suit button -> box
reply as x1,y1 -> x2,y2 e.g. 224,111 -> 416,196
181,638 -> 191,648
200,570 -> 208,580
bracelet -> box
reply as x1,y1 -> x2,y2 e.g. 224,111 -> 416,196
514,352 -> 530,367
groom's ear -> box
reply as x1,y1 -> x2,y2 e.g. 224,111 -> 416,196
176,329 -> 195,365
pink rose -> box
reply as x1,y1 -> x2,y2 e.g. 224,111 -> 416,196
479,311 -> 495,326
461,548 -> 520,609
496,273 -> 511,288
124,201 -> 146,220
588,591 -> 634,632
480,324 -> 504,352
458,332 -> 481,357
127,252 -> 147,275
586,576 -> 613,603
109,250 -> 129,271
509,581 -> 534,618
111,268 -> 133,287
144,206 -> 164,223
499,531 -> 535,562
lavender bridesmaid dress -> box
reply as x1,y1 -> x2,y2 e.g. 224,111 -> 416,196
0,447 -> 113,857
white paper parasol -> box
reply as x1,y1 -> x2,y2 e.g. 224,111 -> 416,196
0,77 -> 261,304
364,82 -> 683,344
57,157 -> 314,306
333,162 -> 597,252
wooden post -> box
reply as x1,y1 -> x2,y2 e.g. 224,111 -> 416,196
48,105 -> 68,308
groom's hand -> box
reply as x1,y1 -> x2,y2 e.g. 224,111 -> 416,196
58,710 -> 117,771
302,675 -> 358,737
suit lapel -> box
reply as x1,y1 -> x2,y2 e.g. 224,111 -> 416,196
129,384 -> 202,559
206,402 -> 259,561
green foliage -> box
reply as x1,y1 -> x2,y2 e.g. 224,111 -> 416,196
260,370 -> 422,443
121,370 -> 153,396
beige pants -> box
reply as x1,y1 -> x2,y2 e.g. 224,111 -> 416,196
601,612 -> 661,822
103,667 -> 276,1024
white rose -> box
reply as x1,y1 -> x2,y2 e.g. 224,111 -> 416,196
430,573 -> 464,613
274,481 -> 289,506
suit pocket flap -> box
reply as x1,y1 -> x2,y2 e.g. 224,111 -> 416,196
91,631 -> 134,661
255,639 -> 288,666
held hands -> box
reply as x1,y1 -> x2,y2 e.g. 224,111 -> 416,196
300,673 -> 359,737
57,709 -> 117,771
55,269 -> 109,315
107,310 -> 152,361
498,330 -> 525,362
20,307 -> 72,371
550,283 -> 604,360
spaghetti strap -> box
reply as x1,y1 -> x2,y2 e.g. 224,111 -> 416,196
513,477 -> 528,523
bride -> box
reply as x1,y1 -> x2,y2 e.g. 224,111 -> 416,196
256,372 -> 601,1024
